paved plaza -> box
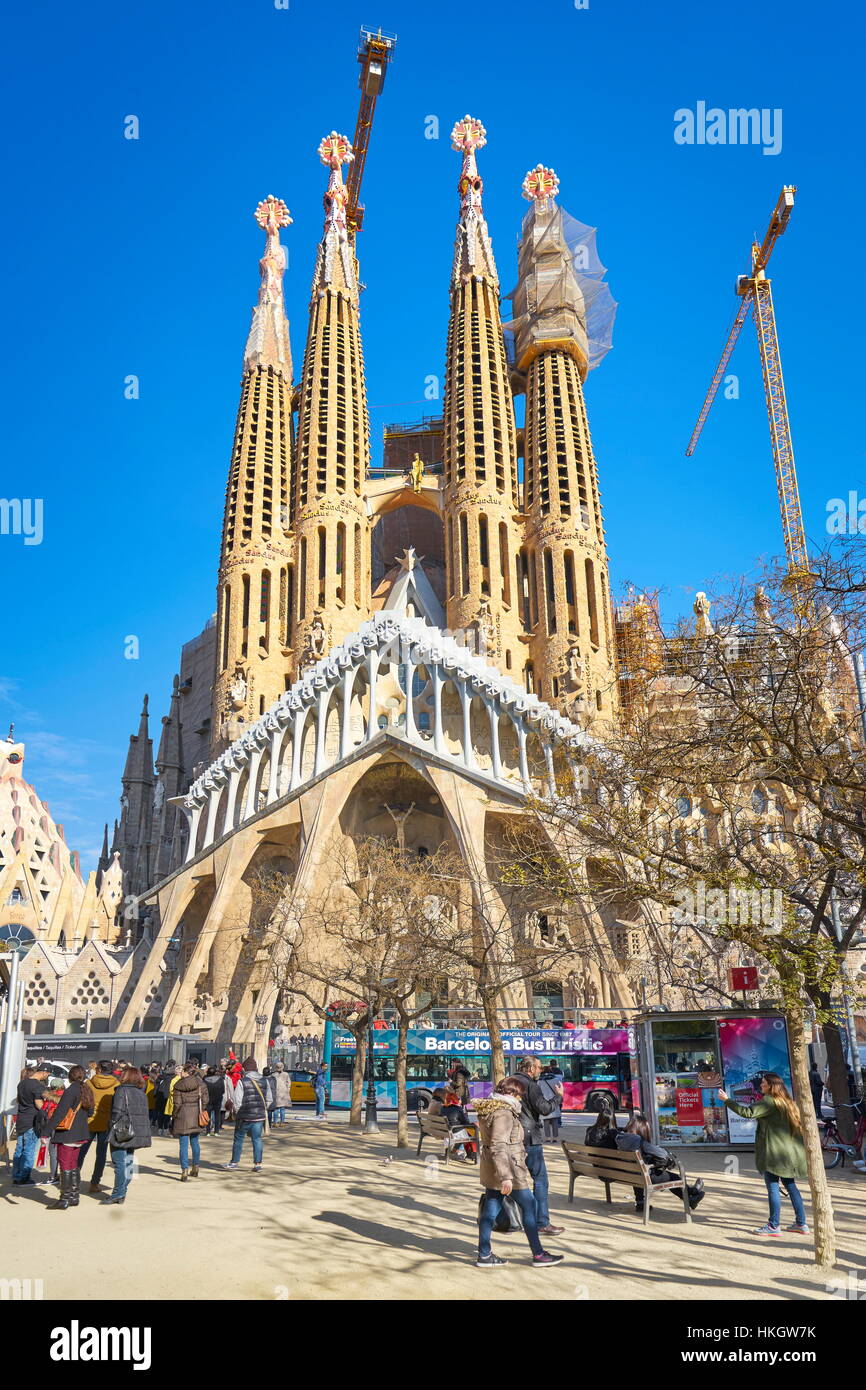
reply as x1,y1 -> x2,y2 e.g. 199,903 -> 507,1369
3,1113 -> 864,1301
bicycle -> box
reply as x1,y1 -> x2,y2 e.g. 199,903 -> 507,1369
820,1101 -> 865,1170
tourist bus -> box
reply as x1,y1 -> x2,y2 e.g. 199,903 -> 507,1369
322,1021 -> 639,1113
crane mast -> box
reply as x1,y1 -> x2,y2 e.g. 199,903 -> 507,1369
686,185 -> 808,581
345,27 -> 397,243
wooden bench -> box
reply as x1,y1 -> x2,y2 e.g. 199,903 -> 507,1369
415,1110 -> 478,1164
561,1142 -> 692,1226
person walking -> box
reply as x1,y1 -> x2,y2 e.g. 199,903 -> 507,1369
42,1065 -> 96,1211
474,1079 -> 564,1269
12,1062 -> 49,1186
807,1064 -> 824,1118
538,1062 -> 565,1139
312,1062 -> 328,1118
718,1073 -> 808,1235
223,1057 -> 268,1172
615,1113 -> 706,1215
205,1066 -> 226,1135
78,1061 -> 119,1195
271,1062 -> 292,1126
507,1054 -> 564,1238
103,1067 -> 152,1205
171,1062 -> 210,1180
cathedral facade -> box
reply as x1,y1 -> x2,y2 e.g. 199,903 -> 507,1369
102,117 -> 640,1048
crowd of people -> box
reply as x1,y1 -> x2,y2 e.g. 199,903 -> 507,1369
10,1053 -> 330,1207
8,1044 -> 833,1266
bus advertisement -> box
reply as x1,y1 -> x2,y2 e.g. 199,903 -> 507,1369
323,1022 -> 639,1113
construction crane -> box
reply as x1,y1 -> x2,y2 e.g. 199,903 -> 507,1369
345,27 -> 397,243
686,186 -> 809,583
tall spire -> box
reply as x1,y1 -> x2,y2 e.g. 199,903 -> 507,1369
291,132 -> 371,667
513,167 -> 616,723
310,132 -> 358,300
212,199 -> 297,752
442,116 -> 523,674
450,116 -> 498,287
243,196 -> 293,377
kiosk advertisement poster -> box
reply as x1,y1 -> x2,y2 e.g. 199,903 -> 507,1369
718,1016 -> 793,1143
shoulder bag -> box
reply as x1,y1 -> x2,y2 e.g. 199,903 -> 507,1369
110,1088 -> 135,1147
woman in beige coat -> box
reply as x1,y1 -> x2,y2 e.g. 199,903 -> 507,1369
474,1078 -> 564,1269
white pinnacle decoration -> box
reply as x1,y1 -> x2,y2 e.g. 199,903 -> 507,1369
254,196 -> 292,232
522,165 -> 559,202
451,115 -> 486,152
318,131 -> 354,168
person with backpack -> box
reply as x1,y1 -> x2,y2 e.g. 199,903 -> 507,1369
506,1054 -> 565,1238
474,1078 -> 564,1269
222,1057 -> 268,1172
154,1060 -> 178,1134
538,1062 -> 565,1139
102,1067 -> 152,1205
718,1073 -> 808,1235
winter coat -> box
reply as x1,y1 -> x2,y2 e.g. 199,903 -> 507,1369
615,1131 -> 674,1176
261,1073 -> 277,1109
171,1074 -> 210,1136
475,1094 -> 533,1191
233,1071 -> 268,1124
724,1097 -> 807,1180
205,1075 -> 227,1110
506,1071 -> 559,1147
448,1065 -> 470,1105
44,1080 -> 95,1146
87,1073 -> 120,1133
109,1083 -> 153,1151
585,1121 -> 618,1149
272,1070 -> 292,1107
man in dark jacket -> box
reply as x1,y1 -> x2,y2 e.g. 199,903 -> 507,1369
223,1056 -> 267,1172
506,1054 -> 564,1237
12,1062 -> 49,1186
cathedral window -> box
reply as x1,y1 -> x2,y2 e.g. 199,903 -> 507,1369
317,528 -> 327,607
335,523 -> 346,604
544,549 -> 557,634
459,514 -> 470,596
241,575 -> 250,658
585,558 -> 599,649
499,522 -> 511,607
524,662 -> 535,694
221,586 -> 231,670
298,539 -> 307,620
564,551 -> 578,635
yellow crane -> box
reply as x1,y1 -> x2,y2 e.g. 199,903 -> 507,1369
686,186 -> 809,582
345,27 -> 397,243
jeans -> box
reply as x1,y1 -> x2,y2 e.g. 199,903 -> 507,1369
78,1129 -> 110,1183
178,1134 -> 201,1170
12,1126 -> 39,1183
271,1107 -> 286,1124
231,1121 -> 264,1165
110,1147 -> 135,1199
525,1144 -> 550,1228
208,1106 -> 222,1135
764,1170 -> 806,1228
315,1091 -> 326,1116
478,1187 -> 544,1259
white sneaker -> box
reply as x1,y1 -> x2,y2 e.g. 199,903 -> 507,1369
221,1162 -> 240,1170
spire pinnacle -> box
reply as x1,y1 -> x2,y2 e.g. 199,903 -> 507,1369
449,116 -> 497,287
310,133 -> 358,298
244,196 -> 293,376
522,164 -> 560,205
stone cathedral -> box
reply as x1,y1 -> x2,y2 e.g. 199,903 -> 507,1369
12,118 -> 650,1044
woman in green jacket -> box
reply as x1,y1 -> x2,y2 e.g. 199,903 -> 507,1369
718,1072 -> 808,1237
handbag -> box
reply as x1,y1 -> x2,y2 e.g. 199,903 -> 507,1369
55,1098 -> 81,1133
477,1191 -> 525,1233
110,1089 -> 135,1147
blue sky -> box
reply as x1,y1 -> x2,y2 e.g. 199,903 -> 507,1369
1,0 -> 862,872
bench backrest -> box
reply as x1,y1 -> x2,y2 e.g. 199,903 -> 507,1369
561,1142 -> 650,1184
417,1111 -> 451,1139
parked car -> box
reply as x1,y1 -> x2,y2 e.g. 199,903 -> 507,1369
289,1069 -> 317,1103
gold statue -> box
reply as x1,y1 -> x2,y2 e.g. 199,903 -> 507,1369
409,453 -> 424,492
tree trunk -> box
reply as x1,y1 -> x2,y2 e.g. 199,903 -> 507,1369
786,1004 -> 836,1268
482,996 -> 506,1081
349,1028 -> 367,1127
395,1017 -> 409,1148
814,999 -> 856,1145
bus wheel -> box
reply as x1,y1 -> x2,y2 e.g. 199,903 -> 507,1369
586,1091 -> 615,1114
409,1088 -> 433,1113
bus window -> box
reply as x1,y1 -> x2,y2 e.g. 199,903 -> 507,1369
577,1056 -> 618,1084
465,1058 -> 492,1082
406,1056 -> 450,1083
330,1056 -> 353,1081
